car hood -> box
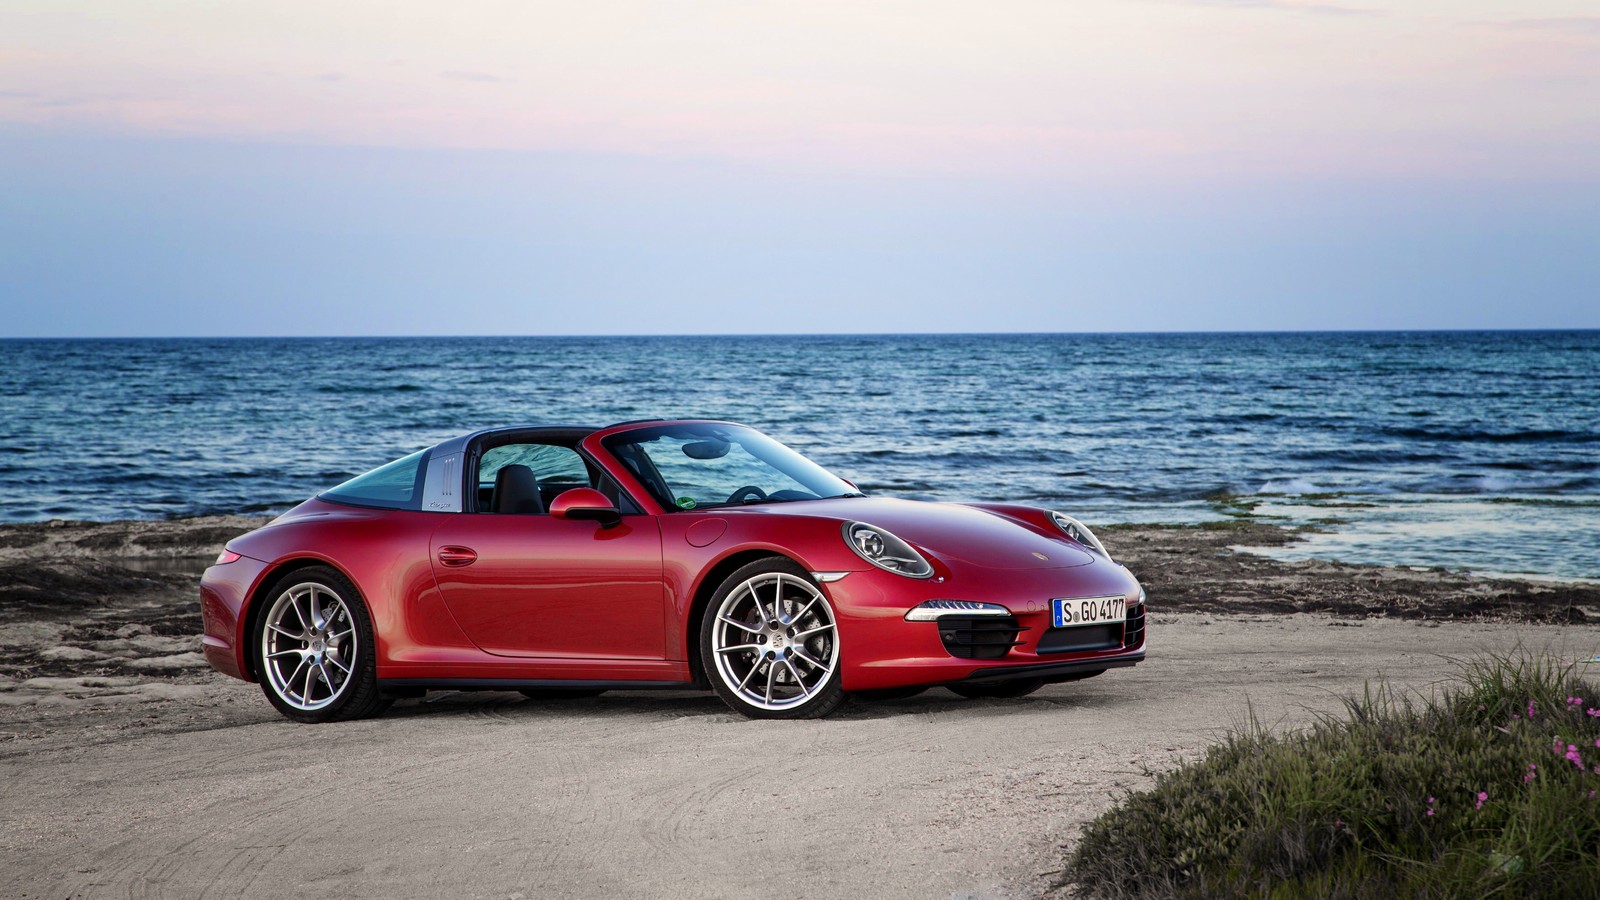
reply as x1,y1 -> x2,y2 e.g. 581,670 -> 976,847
722,496 -> 1096,570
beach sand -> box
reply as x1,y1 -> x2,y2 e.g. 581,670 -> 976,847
2,516 -> 1597,898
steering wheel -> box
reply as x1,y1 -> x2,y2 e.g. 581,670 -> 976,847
727,485 -> 769,504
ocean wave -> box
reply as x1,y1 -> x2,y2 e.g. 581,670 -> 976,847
1256,478 -> 1327,495
1380,426 -> 1599,444
315,383 -> 427,394
1286,449 -> 1459,465
1403,474 -> 1599,495
1480,460 -> 1598,473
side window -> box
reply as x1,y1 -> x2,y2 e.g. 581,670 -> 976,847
474,441 -> 644,515
321,449 -> 428,510
479,444 -> 589,501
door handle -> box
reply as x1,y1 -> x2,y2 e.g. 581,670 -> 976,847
437,546 -> 478,567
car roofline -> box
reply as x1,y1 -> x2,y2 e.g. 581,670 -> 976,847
424,420 -> 744,458
424,424 -> 601,458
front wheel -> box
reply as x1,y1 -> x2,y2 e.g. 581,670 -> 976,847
700,558 -> 846,719
253,566 -> 390,723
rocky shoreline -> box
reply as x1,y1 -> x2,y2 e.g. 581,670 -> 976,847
0,515 -> 1595,694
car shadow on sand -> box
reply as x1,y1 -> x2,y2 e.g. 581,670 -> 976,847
376,683 -> 1120,723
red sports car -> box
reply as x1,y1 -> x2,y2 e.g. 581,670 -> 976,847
200,420 -> 1146,721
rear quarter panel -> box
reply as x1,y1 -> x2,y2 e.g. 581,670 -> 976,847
224,501 -> 473,676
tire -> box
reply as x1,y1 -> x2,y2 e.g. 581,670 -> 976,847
853,686 -> 929,702
947,677 -> 1046,700
518,688 -> 606,700
253,565 -> 391,723
700,557 -> 846,719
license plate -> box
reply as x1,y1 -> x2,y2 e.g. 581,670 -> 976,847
1052,596 -> 1127,628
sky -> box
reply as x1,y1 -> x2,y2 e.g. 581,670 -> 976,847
1,0 -> 1597,336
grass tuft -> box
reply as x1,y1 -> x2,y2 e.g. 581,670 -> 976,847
1062,652 -> 1600,898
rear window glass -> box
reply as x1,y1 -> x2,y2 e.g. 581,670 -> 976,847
321,449 -> 428,510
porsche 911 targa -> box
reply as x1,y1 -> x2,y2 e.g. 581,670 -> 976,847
200,420 -> 1146,720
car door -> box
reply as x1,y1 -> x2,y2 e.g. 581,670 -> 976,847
428,442 -> 667,660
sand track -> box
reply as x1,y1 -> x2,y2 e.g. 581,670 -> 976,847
5,615 -> 1600,899
3,516 -> 1599,898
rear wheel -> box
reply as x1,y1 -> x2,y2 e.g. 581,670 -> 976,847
947,678 -> 1045,700
253,566 -> 390,723
701,558 -> 846,719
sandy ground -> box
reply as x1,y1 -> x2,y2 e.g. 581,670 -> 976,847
2,517 -> 1599,899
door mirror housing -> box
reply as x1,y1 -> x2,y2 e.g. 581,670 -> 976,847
550,488 -> 623,528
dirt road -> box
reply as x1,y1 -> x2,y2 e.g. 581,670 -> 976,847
6,613 -> 1598,900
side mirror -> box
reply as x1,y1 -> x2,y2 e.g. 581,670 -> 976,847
550,488 -> 622,528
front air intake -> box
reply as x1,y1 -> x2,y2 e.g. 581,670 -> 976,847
938,615 -> 1024,660
1123,603 -> 1146,648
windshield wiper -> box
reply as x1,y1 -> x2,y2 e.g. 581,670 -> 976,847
826,492 -> 866,499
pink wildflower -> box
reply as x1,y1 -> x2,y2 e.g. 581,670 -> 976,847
1475,791 -> 1488,809
1569,696 -> 1585,706
1524,763 -> 1538,783
1528,700 -> 1538,718
1588,708 -> 1600,718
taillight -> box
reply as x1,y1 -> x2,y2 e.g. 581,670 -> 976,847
214,550 -> 241,565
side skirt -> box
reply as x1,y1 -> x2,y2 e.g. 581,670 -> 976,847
378,677 -> 699,693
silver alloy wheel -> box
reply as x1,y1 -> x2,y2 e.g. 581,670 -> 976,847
710,572 -> 839,711
260,582 -> 357,712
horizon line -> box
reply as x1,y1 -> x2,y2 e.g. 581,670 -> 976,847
3,326 -> 1598,341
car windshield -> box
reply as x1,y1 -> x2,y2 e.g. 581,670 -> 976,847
602,424 -> 859,511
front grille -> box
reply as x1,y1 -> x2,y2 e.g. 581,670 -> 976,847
1124,603 -> 1146,648
938,615 -> 1024,660
1035,603 -> 1147,655
1037,623 -> 1122,654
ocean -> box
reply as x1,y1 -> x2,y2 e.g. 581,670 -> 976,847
1,331 -> 1595,581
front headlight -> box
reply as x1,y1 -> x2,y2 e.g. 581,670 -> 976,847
1050,512 -> 1110,559
843,521 -> 934,578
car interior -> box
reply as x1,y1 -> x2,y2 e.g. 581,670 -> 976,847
472,438 -> 640,516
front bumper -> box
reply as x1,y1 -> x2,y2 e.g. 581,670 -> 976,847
822,562 -> 1147,691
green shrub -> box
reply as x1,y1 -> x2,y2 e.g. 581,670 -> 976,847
1063,654 -> 1600,898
